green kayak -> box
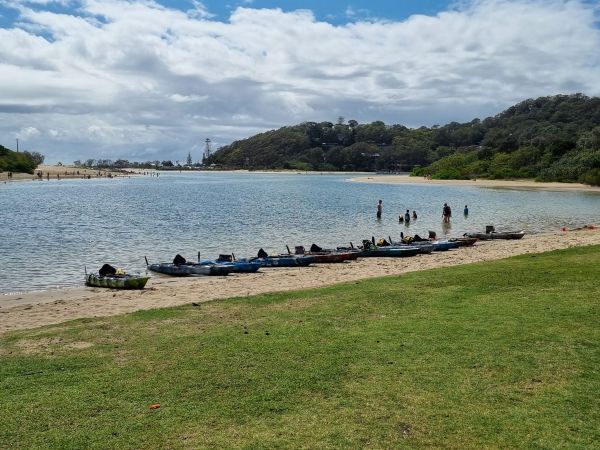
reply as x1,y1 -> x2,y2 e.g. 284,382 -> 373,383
85,273 -> 150,289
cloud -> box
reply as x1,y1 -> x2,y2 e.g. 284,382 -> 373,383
345,5 -> 372,20
16,126 -> 41,139
187,0 -> 214,19
0,0 -> 598,163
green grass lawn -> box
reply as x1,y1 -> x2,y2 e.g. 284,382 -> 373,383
1,246 -> 599,449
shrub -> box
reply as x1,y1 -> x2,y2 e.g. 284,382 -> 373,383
579,168 -> 600,186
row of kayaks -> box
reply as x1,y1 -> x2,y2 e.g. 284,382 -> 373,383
85,229 -> 525,289
145,247 -> 358,276
146,238 -> 475,276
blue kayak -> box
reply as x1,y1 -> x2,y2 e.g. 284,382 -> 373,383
432,240 -> 460,251
147,262 -> 232,276
239,255 -> 313,267
361,246 -> 419,257
199,259 -> 261,273
403,242 -> 435,254
360,240 -> 419,257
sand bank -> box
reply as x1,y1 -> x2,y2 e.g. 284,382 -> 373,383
1,230 -> 598,334
1,164 -> 133,182
351,175 -> 600,192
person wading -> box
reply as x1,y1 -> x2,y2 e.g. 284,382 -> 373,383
442,203 -> 452,223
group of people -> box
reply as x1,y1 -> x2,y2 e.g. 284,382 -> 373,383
399,209 -> 417,224
439,203 -> 470,223
376,200 -> 469,223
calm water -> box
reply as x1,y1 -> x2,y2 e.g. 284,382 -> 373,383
1,172 -> 599,295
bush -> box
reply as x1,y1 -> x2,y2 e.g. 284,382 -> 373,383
433,168 -> 463,179
579,168 -> 600,186
424,151 -> 477,179
411,166 -> 426,176
0,146 -> 37,174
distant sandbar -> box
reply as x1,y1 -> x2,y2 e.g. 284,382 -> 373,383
351,175 -> 600,192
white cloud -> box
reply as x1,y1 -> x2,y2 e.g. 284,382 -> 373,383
16,126 -> 41,139
345,5 -> 372,20
0,0 -> 598,163
187,0 -> 214,19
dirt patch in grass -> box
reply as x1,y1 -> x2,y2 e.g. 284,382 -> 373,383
14,336 -> 93,354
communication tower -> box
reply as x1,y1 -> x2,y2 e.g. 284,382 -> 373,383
203,138 -> 212,163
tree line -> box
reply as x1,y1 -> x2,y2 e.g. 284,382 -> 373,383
72,157 -> 204,170
205,94 -> 600,185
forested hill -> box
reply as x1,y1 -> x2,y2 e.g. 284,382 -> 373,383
206,94 -> 600,185
0,145 -> 44,174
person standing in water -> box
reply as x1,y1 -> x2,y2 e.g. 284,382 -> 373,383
464,205 -> 469,216
404,209 -> 411,224
376,200 -> 383,219
442,203 -> 452,223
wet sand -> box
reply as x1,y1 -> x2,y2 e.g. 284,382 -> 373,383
351,175 -> 600,192
1,229 -> 598,334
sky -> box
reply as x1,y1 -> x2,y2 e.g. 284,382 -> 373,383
0,0 -> 599,164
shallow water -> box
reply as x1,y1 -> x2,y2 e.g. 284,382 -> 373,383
1,172 -> 599,294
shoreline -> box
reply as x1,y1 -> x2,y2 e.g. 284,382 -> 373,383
1,229 -> 598,334
6,168 -> 597,192
351,174 -> 600,192
1,164 -> 137,182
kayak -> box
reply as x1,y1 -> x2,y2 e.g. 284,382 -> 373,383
293,245 -> 358,263
246,255 -> 313,267
147,262 -> 232,276
449,237 -> 478,246
242,248 -> 314,267
404,242 -> 435,254
85,273 -> 150,289
360,243 -> 420,257
431,240 -> 460,251
465,231 -> 525,240
235,254 -> 314,267
199,259 -> 261,273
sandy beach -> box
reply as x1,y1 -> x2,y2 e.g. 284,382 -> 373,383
0,229 -> 598,334
351,174 -> 600,192
1,164 -> 134,182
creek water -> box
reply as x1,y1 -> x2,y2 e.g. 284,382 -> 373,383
1,171 -> 599,294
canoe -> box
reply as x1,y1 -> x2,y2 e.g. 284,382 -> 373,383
465,231 -> 525,240
85,273 -> 150,289
199,259 -> 261,273
147,262 -> 232,276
